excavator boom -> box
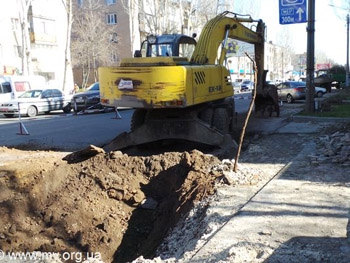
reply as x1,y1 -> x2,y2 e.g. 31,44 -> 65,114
191,11 -> 264,64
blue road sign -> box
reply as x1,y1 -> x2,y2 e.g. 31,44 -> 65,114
279,0 -> 307,25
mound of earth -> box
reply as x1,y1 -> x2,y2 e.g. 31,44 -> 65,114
0,146 -> 226,263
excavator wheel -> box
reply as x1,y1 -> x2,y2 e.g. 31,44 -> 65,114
130,109 -> 147,131
212,108 -> 229,134
199,108 -> 213,126
275,103 -> 280,117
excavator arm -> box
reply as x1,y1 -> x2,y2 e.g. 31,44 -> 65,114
191,12 -> 264,64
191,11 -> 265,92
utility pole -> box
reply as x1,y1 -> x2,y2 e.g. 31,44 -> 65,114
329,4 -> 350,88
305,0 -> 315,113
346,14 -> 349,87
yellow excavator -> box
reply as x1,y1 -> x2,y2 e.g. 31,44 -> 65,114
98,11 -> 266,151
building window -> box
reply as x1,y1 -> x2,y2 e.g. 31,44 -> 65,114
109,33 -> 118,43
106,0 -> 116,5
11,18 -> 19,30
107,14 -> 117,25
110,52 -> 118,63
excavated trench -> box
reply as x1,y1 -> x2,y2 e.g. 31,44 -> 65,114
0,141 -> 234,263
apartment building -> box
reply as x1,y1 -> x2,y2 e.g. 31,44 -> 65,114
72,0 -> 137,86
0,0 -> 136,89
0,0 -> 69,88
0,1 -> 21,76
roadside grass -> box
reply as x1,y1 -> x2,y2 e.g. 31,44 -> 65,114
298,89 -> 350,118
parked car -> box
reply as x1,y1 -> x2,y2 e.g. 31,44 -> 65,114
71,82 -> 104,112
240,80 -> 254,91
314,86 -> 327,97
231,81 -> 242,93
0,89 -> 72,117
276,81 -> 306,103
266,80 -> 276,86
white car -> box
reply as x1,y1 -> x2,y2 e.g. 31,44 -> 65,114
315,86 -> 327,97
0,89 -> 72,118
231,81 -> 242,93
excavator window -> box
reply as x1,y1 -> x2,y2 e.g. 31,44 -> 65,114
142,43 -> 173,57
179,43 -> 196,59
136,34 -> 196,58
153,44 -> 172,56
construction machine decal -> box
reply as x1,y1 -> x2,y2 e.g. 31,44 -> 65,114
209,85 -> 222,93
118,79 -> 134,90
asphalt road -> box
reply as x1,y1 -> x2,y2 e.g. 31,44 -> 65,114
0,92 -> 256,152
0,109 -> 134,152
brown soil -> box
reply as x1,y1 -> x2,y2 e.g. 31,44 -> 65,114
0,145 -> 224,263
1,121 -> 349,263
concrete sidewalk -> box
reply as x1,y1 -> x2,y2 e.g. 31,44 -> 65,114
190,152 -> 350,262
243,102 -> 350,135
188,102 -> 350,263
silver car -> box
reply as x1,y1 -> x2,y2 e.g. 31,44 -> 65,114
231,81 -> 242,93
0,89 -> 72,117
240,80 -> 254,91
276,81 -> 306,103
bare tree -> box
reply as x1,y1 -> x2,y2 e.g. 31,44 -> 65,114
119,0 -> 220,46
17,0 -> 32,75
276,27 -> 294,79
315,50 -> 335,65
180,0 -> 217,34
137,0 -> 181,34
61,0 -> 74,92
71,0 -> 119,89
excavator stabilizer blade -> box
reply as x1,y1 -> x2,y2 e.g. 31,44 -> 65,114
103,119 -> 237,152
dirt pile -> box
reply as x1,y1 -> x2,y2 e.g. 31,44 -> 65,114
0,146 -> 225,263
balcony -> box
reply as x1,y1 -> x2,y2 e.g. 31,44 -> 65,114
30,32 -> 56,44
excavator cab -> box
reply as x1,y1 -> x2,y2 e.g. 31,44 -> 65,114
134,34 -> 197,59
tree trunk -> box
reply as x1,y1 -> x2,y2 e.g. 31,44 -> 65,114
62,0 -> 74,92
19,0 -> 33,75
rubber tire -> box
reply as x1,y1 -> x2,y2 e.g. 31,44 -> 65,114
4,114 -> 14,118
131,109 -> 147,131
275,103 -> 280,117
213,108 -> 229,134
63,104 -> 72,113
286,94 -> 293,103
199,108 -> 213,126
27,106 -> 38,117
